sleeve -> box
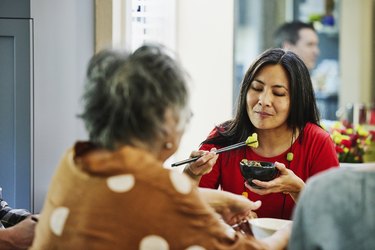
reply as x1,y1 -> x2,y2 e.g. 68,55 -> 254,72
309,131 -> 339,176
198,143 -> 222,189
195,127 -> 223,189
0,199 -> 30,228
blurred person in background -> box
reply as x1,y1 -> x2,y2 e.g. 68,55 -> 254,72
0,194 -> 37,250
273,21 -> 319,71
274,20 -> 339,121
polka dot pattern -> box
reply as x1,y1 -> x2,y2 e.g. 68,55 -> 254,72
185,246 -> 206,250
107,174 -> 135,193
49,207 -> 70,236
170,171 -> 192,194
139,235 -> 169,250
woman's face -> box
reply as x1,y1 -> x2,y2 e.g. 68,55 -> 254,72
246,64 -> 290,130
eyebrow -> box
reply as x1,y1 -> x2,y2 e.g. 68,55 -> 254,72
253,79 -> 289,90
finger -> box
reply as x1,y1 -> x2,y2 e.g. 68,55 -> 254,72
249,211 -> 258,219
189,155 -> 217,176
248,187 -> 268,195
275,161 -> 288,173
244,181 -> 269,193
244,181 -> 252,190
195,151 -> 216,164
251,179 -> 269,188
194,154 -> 217,171
246,183 -> 272,195
249,200 -> 262,210
210,147 -> 217,152
190,150 -> 207,158
235,195 -> 262,211
252,178 -> 280,188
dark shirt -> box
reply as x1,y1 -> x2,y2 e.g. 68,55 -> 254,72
0,198 -> 30,228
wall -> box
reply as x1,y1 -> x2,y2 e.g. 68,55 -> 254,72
172,0 -> 234,170
95,0 -> 113,53
0,0 -> 33,210
340,0 -> 374,108
31,0 -> 93,212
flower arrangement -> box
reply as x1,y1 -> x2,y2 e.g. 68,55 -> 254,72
326,121 -> 373,163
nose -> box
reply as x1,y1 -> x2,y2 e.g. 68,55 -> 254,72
258,89 -> 272,106
314,45 -> 320,56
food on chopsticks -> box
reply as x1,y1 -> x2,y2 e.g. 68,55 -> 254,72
246,133 -> 259,148
171,133 -> 259,167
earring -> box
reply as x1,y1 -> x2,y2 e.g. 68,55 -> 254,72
164,142 -> 173,149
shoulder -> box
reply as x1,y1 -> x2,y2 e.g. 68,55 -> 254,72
301,167 -> 356,203
206,127 -> 219,139
303,122 -> 330,139
300,123 -> 333,150
306,167 -> 346,189
206,121 -> 231,138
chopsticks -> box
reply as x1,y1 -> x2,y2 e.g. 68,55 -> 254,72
171,140 -> 258,167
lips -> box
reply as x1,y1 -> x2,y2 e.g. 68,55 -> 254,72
254,110 -> 273,116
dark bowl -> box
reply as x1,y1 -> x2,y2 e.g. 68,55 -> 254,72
239,160 -> 279,189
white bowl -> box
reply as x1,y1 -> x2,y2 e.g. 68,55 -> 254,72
249,218 -> 292,239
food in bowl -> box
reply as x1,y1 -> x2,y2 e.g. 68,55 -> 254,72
239,159 -> 278,188
249,218 -> 292,239
242,160 -> 262,167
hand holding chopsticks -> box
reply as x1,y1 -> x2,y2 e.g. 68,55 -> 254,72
171,133 -> 258,167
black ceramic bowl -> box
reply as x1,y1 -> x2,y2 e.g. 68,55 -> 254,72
239,160 -> 279,189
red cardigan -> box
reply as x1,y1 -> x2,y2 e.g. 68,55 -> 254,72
199,123 -> 339,219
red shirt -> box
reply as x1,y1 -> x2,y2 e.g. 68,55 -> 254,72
199,123 -> 339,219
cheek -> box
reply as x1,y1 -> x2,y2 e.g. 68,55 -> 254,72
275,99 -> 290,115
246,91 -> 257,109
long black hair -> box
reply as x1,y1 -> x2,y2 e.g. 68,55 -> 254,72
203,48 -> 320,146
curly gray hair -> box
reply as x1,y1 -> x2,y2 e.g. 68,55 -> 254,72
80,44 -> 190,149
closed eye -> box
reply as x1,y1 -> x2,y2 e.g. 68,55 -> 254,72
273,92 -> 286,97
250,86 -> 263,92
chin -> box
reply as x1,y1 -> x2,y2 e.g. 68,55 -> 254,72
251,119 -> 284,130
251,121 -> 269,130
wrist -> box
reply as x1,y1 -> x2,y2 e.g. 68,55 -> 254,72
289,179 -> 305,202
0,228 -> 17,249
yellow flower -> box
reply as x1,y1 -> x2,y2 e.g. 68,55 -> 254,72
357,125 -> 369,137
346,128 -> 353,134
